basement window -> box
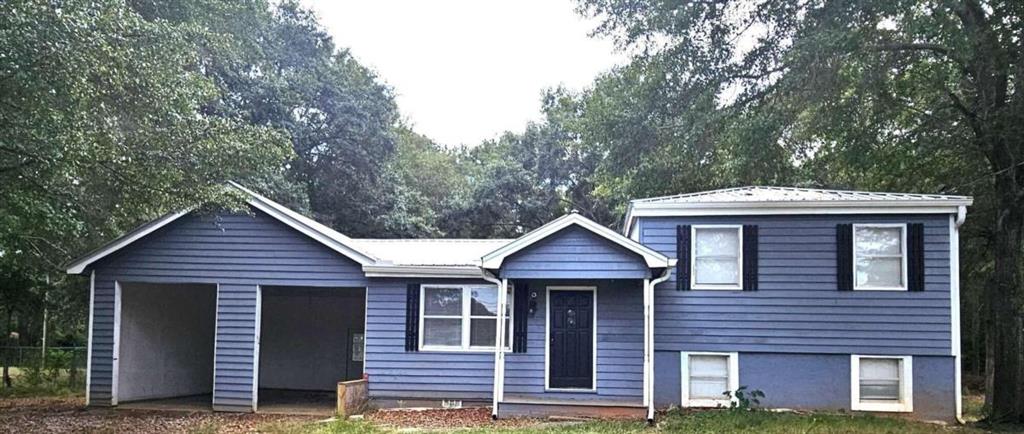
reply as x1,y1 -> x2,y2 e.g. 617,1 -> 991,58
851,355 -> 913,412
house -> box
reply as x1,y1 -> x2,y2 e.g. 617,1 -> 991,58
65,184 -> 971,422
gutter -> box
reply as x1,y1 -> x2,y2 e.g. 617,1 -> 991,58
647,267 -> 673,423
482,269 -> 506,420
952,205 -> 967,424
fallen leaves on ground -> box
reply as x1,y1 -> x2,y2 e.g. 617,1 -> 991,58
0,396 -> 319,433
366,406 -> 539,430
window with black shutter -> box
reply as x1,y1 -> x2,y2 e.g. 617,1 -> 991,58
742,225 -> 759,291
513,283 -> 529,353
405,283 -> 420,351
837,224 -> 854,291
677,225 -> 691,291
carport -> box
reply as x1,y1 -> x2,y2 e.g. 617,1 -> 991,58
116,282 -> 217,408
67,184 -> 379,413
256,286 -> 366,414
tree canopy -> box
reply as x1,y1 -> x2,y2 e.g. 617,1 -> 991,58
2,0 -> 1022,423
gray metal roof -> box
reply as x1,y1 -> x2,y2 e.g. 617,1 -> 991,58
632,186 -> 972,204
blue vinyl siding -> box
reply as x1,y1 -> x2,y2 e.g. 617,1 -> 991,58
88,210 -> 367,411
639,214 -> 953,356
500,225 -> 651,279
364,278 -> 496,402
503,279 -> 644,404
654,352 -> 956,422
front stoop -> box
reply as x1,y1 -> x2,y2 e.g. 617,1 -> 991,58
497,399 -> 645,419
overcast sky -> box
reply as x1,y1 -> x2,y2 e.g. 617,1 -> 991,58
301,0 -> 625,147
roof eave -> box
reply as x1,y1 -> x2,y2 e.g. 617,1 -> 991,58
482,213 -> 672,270
362,264 -> 485,278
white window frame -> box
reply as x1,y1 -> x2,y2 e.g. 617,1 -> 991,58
419,284 -> 513,352
691,225 -> 744,290
680,351 -> 739,407
852,223 -> 908,291
850,355 -> 913,412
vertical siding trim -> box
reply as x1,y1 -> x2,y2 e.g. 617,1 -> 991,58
252,285 -> 262,411
111,281 -> 122,405
950,214 -> 963,420
85,270 -> 95,406
211,283 -> 220,410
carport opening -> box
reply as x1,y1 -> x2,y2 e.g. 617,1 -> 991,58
117,282 -> 216,407
258,286 -> 365,414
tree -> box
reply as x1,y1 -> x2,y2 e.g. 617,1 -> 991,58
0,0 -> 292,354
129,0 -> 402,236
578,0 -> 1022,421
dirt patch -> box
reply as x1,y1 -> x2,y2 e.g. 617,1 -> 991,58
366,406 -> 538,430
0,396 -> 319,433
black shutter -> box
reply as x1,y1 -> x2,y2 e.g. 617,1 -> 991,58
677,225 -> 691,291
908,223 -> 925,291
836,224 -> 854,291
405,283 -> 420,351
742,225 -> 759,291
513,282 -> 529,353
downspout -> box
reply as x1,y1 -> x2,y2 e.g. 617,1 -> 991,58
647,266 -> 673,423
482,270 -> 505,420
952,206 -> 966,424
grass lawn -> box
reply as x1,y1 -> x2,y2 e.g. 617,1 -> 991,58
257,408 -> 1007,434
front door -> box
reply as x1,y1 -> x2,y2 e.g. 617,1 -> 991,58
548,288 -> 594,389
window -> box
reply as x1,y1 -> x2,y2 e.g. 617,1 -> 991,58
692,225 -> 743,290
851,355 -> 913,412
350,332 -> 364,362
681,352 -> 739,407
853,224 -> 907,290
420,285 -> 512,351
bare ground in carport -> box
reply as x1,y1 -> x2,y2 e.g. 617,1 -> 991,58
0,396 -> 321,434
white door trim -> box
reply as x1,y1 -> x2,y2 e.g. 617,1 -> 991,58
544,285 -> 598,392
252,285 -> 262,412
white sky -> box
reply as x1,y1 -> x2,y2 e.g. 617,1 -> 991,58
301,0 -> 625,147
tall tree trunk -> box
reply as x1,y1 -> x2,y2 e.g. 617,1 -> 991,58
987,173 -> 1024,422
2,309 -> 10,388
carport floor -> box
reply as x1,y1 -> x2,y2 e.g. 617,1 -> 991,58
258,389 -> 335,416
118,394 -> 212,412
115,390 -> 334,415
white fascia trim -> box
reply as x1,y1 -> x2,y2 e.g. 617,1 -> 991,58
482,213 -> 673,269
850,354 -> 914,413
242,195 -> 376,266
623,202 -> 970,236
65,211 -> 190,274
362,265 -> 485,278
67,182 -> 380,274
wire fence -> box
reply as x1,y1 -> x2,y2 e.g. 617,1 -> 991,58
0,346 -> 87,389
0,346 -> 87,369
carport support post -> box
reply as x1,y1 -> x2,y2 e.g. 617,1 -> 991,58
212,283 -> 260,412
490,278 -> 508,419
